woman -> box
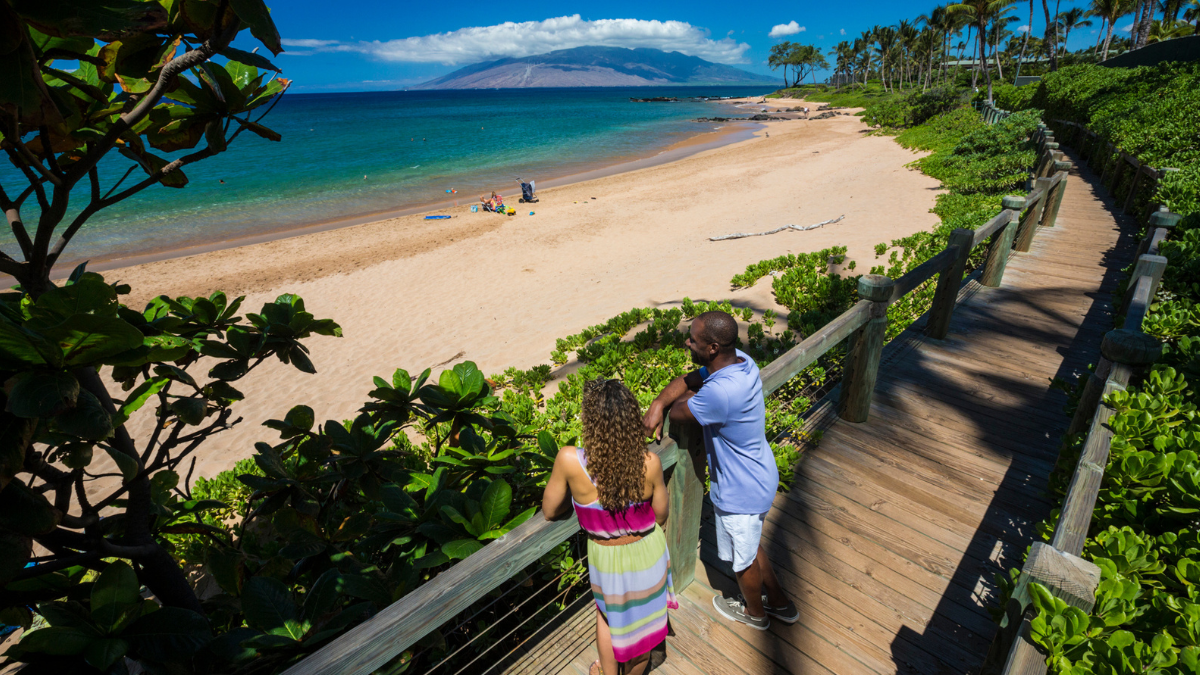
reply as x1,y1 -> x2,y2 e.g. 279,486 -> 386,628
542,379 -> 677,675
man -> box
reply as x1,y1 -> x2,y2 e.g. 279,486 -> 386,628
642,311 -> 798,630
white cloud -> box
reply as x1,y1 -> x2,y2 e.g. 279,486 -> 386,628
1118,22 -> 1133,32
768,21 -> 805,38
282,15 -> 751,65
839,28 -> 846,35
1018,25 -> 1031,33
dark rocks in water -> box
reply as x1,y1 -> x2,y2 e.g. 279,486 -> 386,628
817,104 -> 848,111
694,116 -> 738,122
630,96 -> 679,102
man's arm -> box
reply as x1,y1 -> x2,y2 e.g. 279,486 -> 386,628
642,370 -> 704,440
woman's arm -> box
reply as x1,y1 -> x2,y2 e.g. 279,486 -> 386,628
646,453 -> 669,526
541,445 -> 577,521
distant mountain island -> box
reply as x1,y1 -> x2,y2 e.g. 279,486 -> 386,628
413,46 -> 777,89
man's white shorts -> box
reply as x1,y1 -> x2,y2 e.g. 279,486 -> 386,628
714,506 -> 767,573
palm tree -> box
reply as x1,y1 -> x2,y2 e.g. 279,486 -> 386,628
1146,17 -> 1194,39
1186,0 -> 1200,32
1089,0 -> 1135,58
1057,7 -> 1095,51
948,0 -> 1015,101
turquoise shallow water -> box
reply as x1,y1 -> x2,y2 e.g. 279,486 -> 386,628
1,86 -> 774,265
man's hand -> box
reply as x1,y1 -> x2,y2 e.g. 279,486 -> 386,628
643,402 -> 666,441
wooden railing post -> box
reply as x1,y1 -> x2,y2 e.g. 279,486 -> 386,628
1037,143 -> 1060,177
1136,209 -> 1181,258
1015,178 -> 1052,252
664,419 -> 705,593
837,274 -> 894,423
980,198 -> 1022,287
926,228 -> 974,340
982,543 -> 1102,675
1118,254 -> 1168,324
1041,161 -> 1072,227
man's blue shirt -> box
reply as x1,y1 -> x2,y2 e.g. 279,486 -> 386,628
687,350 -> 779,514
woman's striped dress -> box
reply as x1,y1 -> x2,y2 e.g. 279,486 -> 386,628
573,447 -> 678,662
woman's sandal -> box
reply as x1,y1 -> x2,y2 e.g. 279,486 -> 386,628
589,660 -> 603,675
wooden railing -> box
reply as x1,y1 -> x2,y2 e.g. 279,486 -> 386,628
1051,119 -> 1178,218
981,122 -> 1183,675
284,117 -> 1074,675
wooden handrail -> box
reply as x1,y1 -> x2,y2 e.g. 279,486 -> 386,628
972,211 -> 1017,248
888,247 -> 957,302
985,117 -> 1182,675
759,301 -> 871,393
291,111 -> 1076,675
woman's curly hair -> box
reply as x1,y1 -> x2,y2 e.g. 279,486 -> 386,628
581,379 -> 647,512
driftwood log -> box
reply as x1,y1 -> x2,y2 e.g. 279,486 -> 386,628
710,215 -> 845,241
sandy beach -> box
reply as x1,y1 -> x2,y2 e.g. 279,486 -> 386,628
103,99 -> 943,486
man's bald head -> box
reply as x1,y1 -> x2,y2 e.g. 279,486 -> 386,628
694,310 -> 738,354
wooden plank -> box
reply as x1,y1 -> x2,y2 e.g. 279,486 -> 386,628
666,593 -> 793,675
762,499 -> 996,629
755,493 -> 1001,643
694,539 -> 949,675
665,423 -> 704,592
867,388 -> 1060,471
780,475 -> 965,577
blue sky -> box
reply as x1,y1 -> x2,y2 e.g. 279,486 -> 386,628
250,0 -> 1114,92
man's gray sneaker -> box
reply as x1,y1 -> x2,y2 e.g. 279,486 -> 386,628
761,595 -> 799,624
712,594 -> 770,630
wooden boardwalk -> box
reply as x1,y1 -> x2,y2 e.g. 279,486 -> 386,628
495,155 -> 1137,675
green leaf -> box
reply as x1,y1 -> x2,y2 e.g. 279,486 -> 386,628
442,539 -> 484,560
44,314 -> 145,366
0,479 -> 60,535
6,371 -> 79,418
55,389 -> 113,440
284,405 -> 314,431
114,376 -> 168,427
15,625 -> 93,656
302,568 -> 341,621
479,478 -> 512,530
0,320 -> 60,367
170,398 -> 207,425
83,637 -> 129,670
102,446 -> 139,483
204,380 -> 244,402
220,46 -> 279,73
90,561 -> 142,633
124,606 -> 212,661
227,0 -> 281,55
241,576 -> 298,633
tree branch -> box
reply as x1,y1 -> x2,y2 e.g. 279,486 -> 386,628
39,126 -> 63,178
63,19 -> 239,187
48,147 -> 217,266
0,117 -> 62,188
3,144 -> 48,214
103,165 -> 139,200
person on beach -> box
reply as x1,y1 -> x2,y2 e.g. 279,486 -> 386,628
642,310 -> 798,630
543,379 -> 677,675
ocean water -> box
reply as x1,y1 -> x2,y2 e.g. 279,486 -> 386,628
1,86 -> 775,265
